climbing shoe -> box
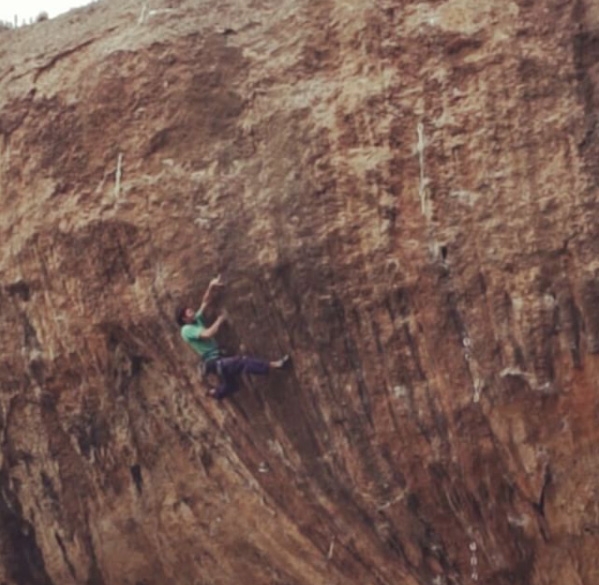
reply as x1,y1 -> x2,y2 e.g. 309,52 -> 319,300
279,354 -> 292,370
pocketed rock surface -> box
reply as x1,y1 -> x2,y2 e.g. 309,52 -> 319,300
1,1 -> 599,584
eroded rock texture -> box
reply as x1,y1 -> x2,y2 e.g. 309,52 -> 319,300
1,0 -> 599,583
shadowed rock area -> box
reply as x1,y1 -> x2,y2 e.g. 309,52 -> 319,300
1,0 -> 599,583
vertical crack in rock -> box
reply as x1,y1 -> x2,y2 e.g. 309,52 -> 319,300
532,466 -> 552,542
130,464 -> 143,495
54,532 -> 77,581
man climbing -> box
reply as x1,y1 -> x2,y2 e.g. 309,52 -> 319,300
176,275 -> 290,399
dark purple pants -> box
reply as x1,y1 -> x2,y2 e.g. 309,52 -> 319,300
211,356 -> 270,399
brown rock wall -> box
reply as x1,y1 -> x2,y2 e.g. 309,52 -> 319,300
1,0 -> 599,584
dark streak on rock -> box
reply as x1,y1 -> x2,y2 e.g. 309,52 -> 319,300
0,470 -> 55,585
130,464 -> 143,495
536,469 -> 551,519
55,532 -> 77,580
5,280 -> 30,301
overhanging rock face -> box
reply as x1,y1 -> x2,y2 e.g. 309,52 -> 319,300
1,1 -> 599,584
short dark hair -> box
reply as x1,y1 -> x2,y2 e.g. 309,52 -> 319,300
175,306 -> 187,327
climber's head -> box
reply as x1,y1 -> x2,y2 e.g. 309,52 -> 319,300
176,306 -> 195,327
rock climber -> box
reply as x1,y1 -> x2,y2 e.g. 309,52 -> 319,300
176,275 -> 290,399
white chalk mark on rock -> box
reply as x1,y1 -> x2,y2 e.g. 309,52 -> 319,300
138,3 -> 147,24
417,122 -> 431,220
469,541 -> 479,582
327,537 -> 335,560
114,153 -> 123,201
148,8 -> 178,18
377,491 -> 406,511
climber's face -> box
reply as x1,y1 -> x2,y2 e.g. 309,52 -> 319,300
183,307 -> 195,323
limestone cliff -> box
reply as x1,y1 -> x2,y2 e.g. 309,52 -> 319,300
1,0 -> 599,584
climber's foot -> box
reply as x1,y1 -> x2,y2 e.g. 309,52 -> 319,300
275,354 -> 291,370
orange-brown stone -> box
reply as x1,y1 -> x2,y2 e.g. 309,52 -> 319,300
1,1 -> 599,584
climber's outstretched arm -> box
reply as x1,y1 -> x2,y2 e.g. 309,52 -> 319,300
197,274 -> 224,315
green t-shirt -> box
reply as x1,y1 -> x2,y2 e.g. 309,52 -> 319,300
181,310 -> 220,360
